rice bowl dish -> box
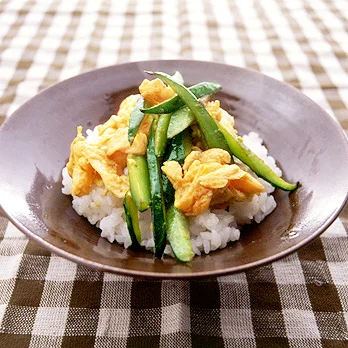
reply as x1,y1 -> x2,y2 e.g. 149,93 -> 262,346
61,70 -> 297,262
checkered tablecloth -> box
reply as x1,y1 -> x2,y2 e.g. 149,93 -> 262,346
1,0 -> 348,347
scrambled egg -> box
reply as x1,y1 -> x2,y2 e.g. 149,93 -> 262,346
139,78 -> 175,105
161,148 -> 265,216
67,94 -> 142,198
205,100 -> 236,136
67,77 -> 266,217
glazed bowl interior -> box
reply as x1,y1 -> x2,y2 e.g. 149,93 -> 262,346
0,60 -> 347,278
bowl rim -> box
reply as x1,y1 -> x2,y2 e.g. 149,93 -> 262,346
1,59 -> 348,279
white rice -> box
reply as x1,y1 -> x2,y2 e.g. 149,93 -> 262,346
62,131 -> 277,256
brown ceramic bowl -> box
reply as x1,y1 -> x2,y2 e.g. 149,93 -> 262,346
0,60 -> 347,279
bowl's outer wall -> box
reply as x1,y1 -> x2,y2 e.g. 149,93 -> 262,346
0,60 -> 347,278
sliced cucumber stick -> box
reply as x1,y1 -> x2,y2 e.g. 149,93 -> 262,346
155,113 -> 171,157
123,191 -> 142,246
167,106 -> 195,139
127,154 -> 151,212
147,119 -> 167,258
167,205 -> 194,262
219,124 -> 298,191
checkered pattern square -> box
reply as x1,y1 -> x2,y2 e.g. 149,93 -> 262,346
32,307 -> 69,336
0,0 -> 348,346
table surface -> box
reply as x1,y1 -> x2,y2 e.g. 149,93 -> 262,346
0,0 -> 348,347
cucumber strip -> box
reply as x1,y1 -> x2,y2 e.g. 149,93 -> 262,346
167,205 -> 194,262
162,130 -> 192,206
140,82 -> 221,114
155,113 -> 171,157
161,172 -> 175,207
127,154 -> 151,211
123,191 -> 142,246
166,129 -> 192,164
167,106 -> 195,139
128,96 -> 145,143
146,71 -> 231,153
147,119 -> 167,258
218,124 -> 298,191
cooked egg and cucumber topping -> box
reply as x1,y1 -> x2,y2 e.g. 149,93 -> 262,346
62,71 -> 297,262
